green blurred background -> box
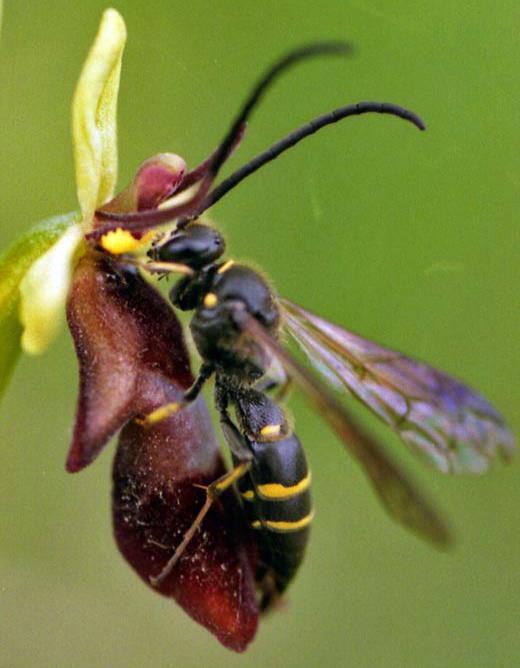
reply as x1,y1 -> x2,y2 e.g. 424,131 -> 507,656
1,2 -> 518,666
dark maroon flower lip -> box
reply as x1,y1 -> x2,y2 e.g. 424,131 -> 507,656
113,411 -> 259,652
66,251 -> 194,472
66,251 -> 259,650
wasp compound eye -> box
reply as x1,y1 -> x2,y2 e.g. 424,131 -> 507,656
157,223 -> 225,269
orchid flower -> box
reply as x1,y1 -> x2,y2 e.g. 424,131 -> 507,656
0,9 -> 259,651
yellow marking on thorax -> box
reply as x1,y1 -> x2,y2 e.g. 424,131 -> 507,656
251,520 -> 262,529
241,489 -> 255,501
262,510 -> 314,533
217,259 -> 235,274
259,423 -> 282,439
256,471 -> 312,500
203,292 -> 218,308
101,228 -> 154,255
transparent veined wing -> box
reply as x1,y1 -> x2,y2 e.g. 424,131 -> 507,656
231,307 -> 452,548
280,298 -> 515,474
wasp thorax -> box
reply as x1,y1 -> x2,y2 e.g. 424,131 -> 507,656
156,223 -> 225,269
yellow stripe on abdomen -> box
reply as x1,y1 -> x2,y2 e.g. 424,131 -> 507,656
263,510 -> 314,533
256,471 -> 311,500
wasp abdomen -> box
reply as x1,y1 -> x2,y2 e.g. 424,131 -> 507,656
233,390 -> 312,606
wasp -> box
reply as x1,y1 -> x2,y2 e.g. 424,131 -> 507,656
91,42 -> 515,608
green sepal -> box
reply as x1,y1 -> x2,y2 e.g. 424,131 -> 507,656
0,211 -> 80,400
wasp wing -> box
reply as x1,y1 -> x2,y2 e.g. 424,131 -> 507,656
280,298 -> 515,474
232,308 -> 451,548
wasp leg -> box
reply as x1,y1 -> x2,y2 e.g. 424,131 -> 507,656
136,363 -> 214,427
219,409 -> 255,462
122,256 -> 194,277
150,460 -> 251,587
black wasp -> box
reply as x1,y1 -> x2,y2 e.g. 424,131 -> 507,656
91,43 -> 515,607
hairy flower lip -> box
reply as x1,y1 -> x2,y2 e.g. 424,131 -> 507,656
113,403 -> 259,652
67,249 -> 259,650
65,250 -> 194,472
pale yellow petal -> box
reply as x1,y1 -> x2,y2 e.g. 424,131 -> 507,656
72,8 -> 127,223
19,224 -> 84,355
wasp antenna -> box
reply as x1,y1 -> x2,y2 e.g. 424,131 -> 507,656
197,101 -> 426,214
202,42 -> 352,184
94,42 -> 351,233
